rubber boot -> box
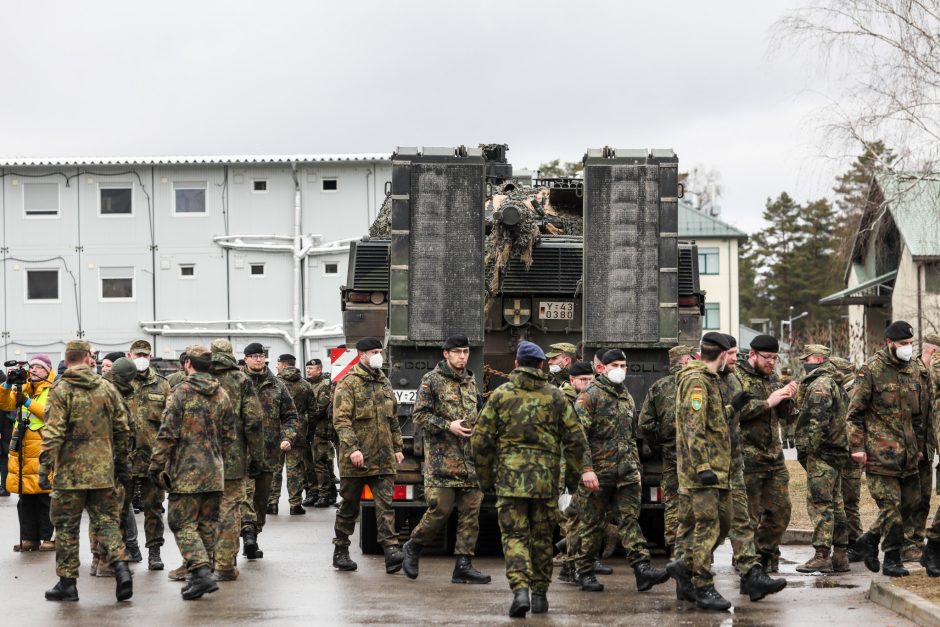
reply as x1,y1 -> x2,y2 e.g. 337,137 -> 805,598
531,592 -> 548,614
922,539 -> 940,577
855,531 -> 880,573
402,540 -> 422,579
594,560 -> 613,575
633,561 -> 670,592
45,577 -> 79,602
242,530 -> 262,560
694,584 -> 732,611
666,559 -> 696,602
114,561 -> 133,601
148,546 -> 164,571
831,547 -> 850,572
182,566 -> 219,600
739,565 -> 787,602
882,549 -> 910,577
384,545 -> 404,574
508,589 -> 530,618
452,556 -> 491,584
332,546 -> 357,571
576,571 -> 604,592
796,547 -> 833,573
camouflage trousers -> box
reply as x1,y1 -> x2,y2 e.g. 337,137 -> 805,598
215,478 -> 245,571
333,474 -> 398,549
679,488 -> 732,588
904,455 -> 932,551
131,475 -> 165,548
270,449 -> 306,507
496,496 -> 557,594
662,461 -> 680,550
410,486 -> 483,555
841,462 -> 863,543
89,483 -> 127,558
743,466 -> 791,559
242,471 -> 274,535
559,493 -> 581,567
51,488 -> 126,578
311,417 -> 338,497
805,456 -> 848,549
674,481 -> 758,576
167,492 -> 221,572
866,472 -> 920,553
574,482 -> 649,573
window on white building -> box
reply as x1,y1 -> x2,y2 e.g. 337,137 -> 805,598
322,178 -> 338,192
26,269 -> 59,301
100,267 -> 135,300
698,247 -> 719,275
99,183 -> 133,215
926,262 -> 940,293
704,302 -> 721,330
250,263 -> 266,277
179,264 -> 196,278
324,262 -> 339,275
173,182 -> 207,214
252,180 -> 268,193
23,183 -> 59,217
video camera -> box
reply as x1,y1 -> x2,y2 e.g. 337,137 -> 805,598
4,360 -> 28,386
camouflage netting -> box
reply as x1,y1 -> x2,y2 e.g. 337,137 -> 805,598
369,195 -> 393,238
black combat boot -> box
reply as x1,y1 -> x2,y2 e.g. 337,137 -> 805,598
148,546 -> 164,571
114,561 -> 134,602
558,563 -> 576,584
332,546 -> 357,571
847,537 -> 864,563
855,531 -> 881,573
289,504 -> 306,515
242,530 -> 263,560
666,559 -> 696,602
576,571 -> 604,592
594,560 -> 613,575
126,542 -> 143,563
45,577 -> 79,602
266,503 -> 278,516
302,492 -> 318,507
313,496 -> 331,508
739,565 -> 787,602
922,539 -> 940,577
452,556 -> 491,584
402,539 -> 422,579
694,584 -> 732,611
508,589 -> 530,618
182,566 -> 219,600
633,561 -> 670,592
531,592 -> 548,614
882,550 -> 910,577
384,545 -> 404,574
554,538 -> 567,555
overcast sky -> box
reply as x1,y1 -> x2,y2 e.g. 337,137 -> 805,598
1,0 -> 847,233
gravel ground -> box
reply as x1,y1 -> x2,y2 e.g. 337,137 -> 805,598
785,459 -> 880,532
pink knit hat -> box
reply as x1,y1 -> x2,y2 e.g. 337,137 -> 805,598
29,354 -> 53,373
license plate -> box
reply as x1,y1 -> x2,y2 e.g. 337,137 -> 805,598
395,390 -> 417,404
538,301 -> 574,320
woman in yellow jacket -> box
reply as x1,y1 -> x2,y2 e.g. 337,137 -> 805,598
2,355 -> 55,552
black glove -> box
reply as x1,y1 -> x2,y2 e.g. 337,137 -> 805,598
15,390 -> 27,406
698,469 -> 719,486
38,467 -> 52,491
147,468 -> 162,488
114,459 -> 130,485
730,392 -> 751,413
247,460 -> 261,479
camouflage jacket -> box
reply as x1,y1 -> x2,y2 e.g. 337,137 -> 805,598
794,361 -> 849,463
41,365 -> 131,490
307,374 -> 332,425
560,382 -> 578,404
847,348 -> 928,477
278,367 -> 313,438
166,370 -> 186,389
413,360 -> 479,488
932,354 -> 940,451
550,367 -> 570,388
718,368 -> 747,489
127,368 -> 171,476
150,372 -> 233,493
245,367 -> 300,471
212,353 -> 264,479
638,365 -> 681,464
575,375 -> 639,486
735,360 -> 789,472
332,362 -> 402,477
676,360 -> 732,490
471,367 -> 587,498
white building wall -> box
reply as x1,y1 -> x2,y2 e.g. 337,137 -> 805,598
695,236 -> 739,335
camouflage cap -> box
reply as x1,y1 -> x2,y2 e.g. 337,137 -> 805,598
545,342 -> 578,358
186,345 -> 212,367
65,339 -> 92,353
129,339 -> 152,355
799,344 -> 831,359
110,357 -> 138,385
924,333 -> 940,347
668,345 -> 695,360
210,338 -> 234,355
830,356 -> 855,374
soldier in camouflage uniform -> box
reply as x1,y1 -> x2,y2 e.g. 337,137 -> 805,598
271,354 -> 313,515
471,341 -> 587,618
848,321 -> 928,577
639,345 -> 695,552
546,342 -> 577,387
125,339 -> 172,571
734,334 -> 796,572
402,335 -> 491,584
918,333 -> 940,577
39,340 -> 134,602
240,342 -> 299,559
831,356 -> 865,561
793,345 -> 851,573
572,349 -> 670,595
165,352 -> 188,389
903,339 -> 936,562
331,337 -> 405,574
149,346 -> 234,600
303,358 -> 337,508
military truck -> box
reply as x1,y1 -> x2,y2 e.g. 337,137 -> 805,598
340,145 -> 704,554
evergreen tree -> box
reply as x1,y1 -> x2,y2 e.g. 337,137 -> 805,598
832,141 -> 896,266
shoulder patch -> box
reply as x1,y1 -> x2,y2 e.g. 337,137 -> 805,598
690,385 -> 705,411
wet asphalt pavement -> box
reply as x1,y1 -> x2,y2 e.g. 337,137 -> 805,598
0,491 -> 915,626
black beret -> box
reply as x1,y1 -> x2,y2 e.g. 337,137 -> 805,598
278,353 -> 296,363
885,320 -> 914,341
243,342 -> 265,356
355,336 -> 383,351
569,361 -> 594,377
103,351 -> 125,363
702,332 -> 732,351
601,349 -> 626,365
306,358 -> 322,366
593,348 -> 613,361
442,334 -> 470,350
749,334 -> 779,353
724,334 -> 737,348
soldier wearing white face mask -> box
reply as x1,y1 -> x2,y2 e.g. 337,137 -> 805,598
546,343 -> 578,387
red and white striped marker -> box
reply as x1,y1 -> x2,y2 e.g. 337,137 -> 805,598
330,348 -> 360,382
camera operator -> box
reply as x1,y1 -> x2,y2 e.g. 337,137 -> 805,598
2,355 -> 56,552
